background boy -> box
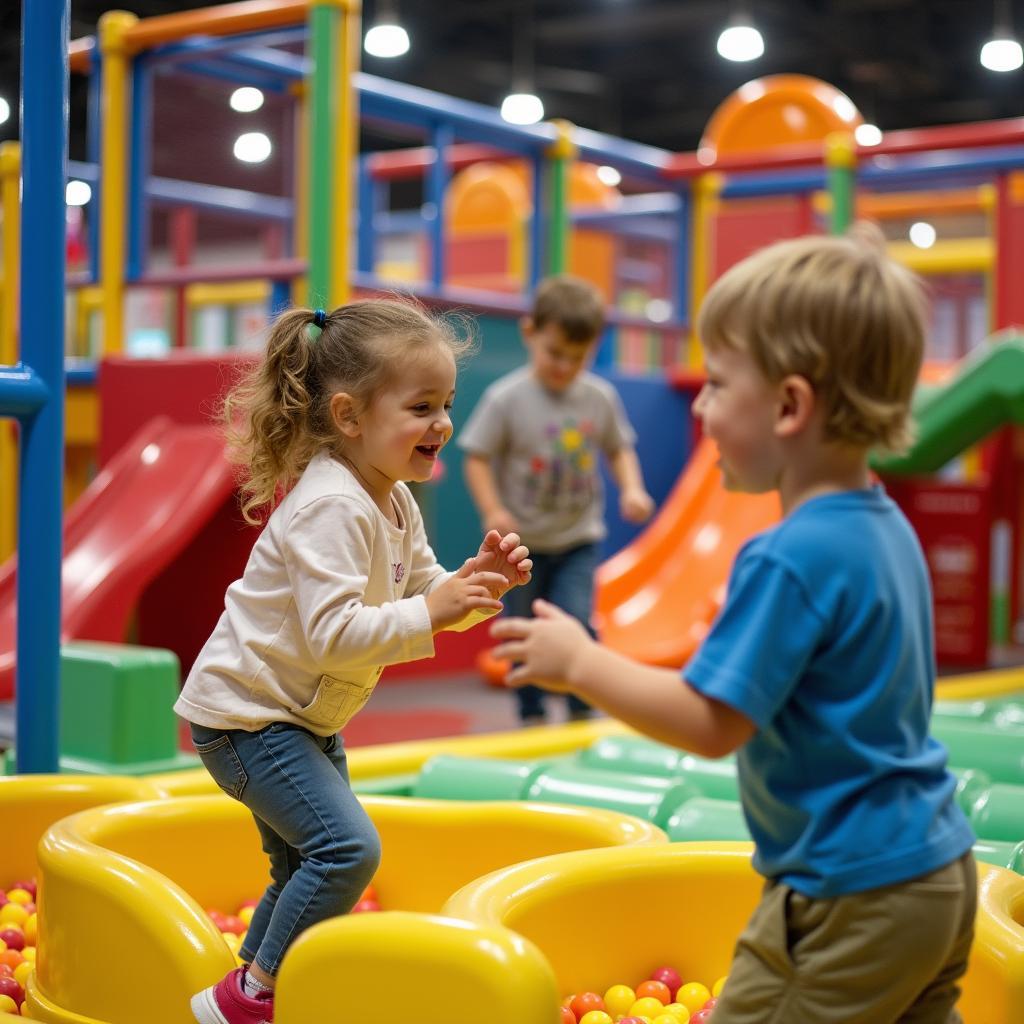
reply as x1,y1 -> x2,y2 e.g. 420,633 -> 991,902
492,232 -> 977,1022
460,274 -> 654,725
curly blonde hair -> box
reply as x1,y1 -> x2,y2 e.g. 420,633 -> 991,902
224,298 -> 472,523
697,225 -> 927,454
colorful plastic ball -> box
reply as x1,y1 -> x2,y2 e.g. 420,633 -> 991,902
0,976 -> 23,1007
653,1015 -> 684,1024
636,979 -> 672,1004
0,994 -> 15,1014
675,983 -> 711,1014
238,906 -> 255,927
689,1011 -> 713,1024
702,997 -> 718,1011
603,984 -> 636,1018
631,996 -> 668,1019
0,906 -> 27,929
351,898 -> 380,913
20,949 -> 34,965
9,883 -> 35,902
578,1013 -> 613,1024
650,966 -> 682,997
559,1006 -> 577,1024
711,976 -> 727,997
0,932 -> 24,954
21,917 -> 35,947
663,1002 -> 691,1021
12,963 -> 31,990
0,952 -> 24,971
4,892 -> 30,909
570,992 -> 605,1019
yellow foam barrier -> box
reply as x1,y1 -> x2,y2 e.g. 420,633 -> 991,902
26,793 -> 662,1023
444,841 -> 1024,1024
275,912 -> 559,1023
0,774 -> 165,879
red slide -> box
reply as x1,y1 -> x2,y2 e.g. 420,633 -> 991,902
0,417 -> 236,699
594,438 -> 780,668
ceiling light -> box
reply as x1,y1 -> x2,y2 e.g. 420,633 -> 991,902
65,180 -> 92,206
855,123 -> 883,146
500,92 -> 544,125
717,23 -> 764,62
980,37 -> 1024,71
230,87 -> 264,113
233,132 -> 272,163
909,221 -> 936,249
365,23 -> 410,58
0,98 -> 9,126
597,165 -> 622,187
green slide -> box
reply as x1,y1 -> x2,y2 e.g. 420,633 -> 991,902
873,333 -> 1024,476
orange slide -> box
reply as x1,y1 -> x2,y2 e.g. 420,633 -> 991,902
594,438 -> 779,668
0,417 -> 235,699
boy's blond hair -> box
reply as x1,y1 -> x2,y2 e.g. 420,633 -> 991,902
531,274 -> 606,343
697,226 -> 926,453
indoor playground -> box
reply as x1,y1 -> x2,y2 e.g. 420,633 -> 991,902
3,0 -> 1024,1021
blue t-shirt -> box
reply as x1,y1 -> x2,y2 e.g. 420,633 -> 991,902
684,487 -> 974,898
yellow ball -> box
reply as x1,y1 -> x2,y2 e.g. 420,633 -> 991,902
5,891 -> 31,907
603,984 -> 636,1018
674,983 -> 711,1014
13,961 -> 32,988
0,905 -> 27,928
653,1016 -> 683,1024
221,932 -> 242,954
21,947 -> 36,963
578,1013 -> 613,1024
238,906 -> 255,926
712,975 -> 727,997
23,914 -> 37,945
663,1004 -> 691,1022
0,995 -> 16,1014
631,996 -> 668,1019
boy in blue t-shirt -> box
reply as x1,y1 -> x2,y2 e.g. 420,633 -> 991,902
492,228 -> 977,1023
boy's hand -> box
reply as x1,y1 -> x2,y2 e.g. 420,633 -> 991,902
473,529 -> 532,597
490,599 -> 592,692
484,507 -> 520,537
426,561 -> 506,632
620,487 -> 655,524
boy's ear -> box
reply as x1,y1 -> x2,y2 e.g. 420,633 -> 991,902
774,374 -> 816,438
519,316 -> 536,341
329,392 -> 361,437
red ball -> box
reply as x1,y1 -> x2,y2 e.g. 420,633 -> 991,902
0,976 -> 23,1007
0,930 -> 24,952
221,915 -> 247,936
703,997 -> 719,1010
691,1011 -> 714,1023
650,965 -> 682,997
207,909 -> 228,931
560,1007 -> 577,1024
351,898 -> 380,913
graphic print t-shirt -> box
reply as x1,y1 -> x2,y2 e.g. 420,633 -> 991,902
458,367 -> 636,553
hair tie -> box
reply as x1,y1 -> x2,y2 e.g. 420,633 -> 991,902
312,308 -> 327,330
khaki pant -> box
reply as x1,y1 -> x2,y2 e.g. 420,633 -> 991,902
713,852 -> 977,1024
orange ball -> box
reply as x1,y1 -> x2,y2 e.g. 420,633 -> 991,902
570,992 -> 605,1019
560,1006 -> 577,1024
0,952 -> 23,971
636,979 -> 672,1004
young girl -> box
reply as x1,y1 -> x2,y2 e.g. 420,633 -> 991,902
177,299 -> 531,1024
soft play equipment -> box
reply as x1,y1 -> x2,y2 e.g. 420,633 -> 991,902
0,416 -> 233,699
26,794 -> 662,1023
444,842 -> 1024,1024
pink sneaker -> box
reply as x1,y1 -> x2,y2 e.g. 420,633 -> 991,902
191,967 -> 274,1024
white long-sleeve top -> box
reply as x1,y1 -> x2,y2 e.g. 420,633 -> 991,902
175,452 -> 487,735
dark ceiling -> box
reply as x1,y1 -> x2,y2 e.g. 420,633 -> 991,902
0,0 -> 1022,193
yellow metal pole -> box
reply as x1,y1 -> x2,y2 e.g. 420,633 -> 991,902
330,0 -> 360,305
0,142 -> 19,559
688,172 -> 722,369
98,10 -> 137,355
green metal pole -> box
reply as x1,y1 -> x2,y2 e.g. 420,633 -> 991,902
825,131 -> 856,236
308,2 -> 340,306
547,120 -> 575,274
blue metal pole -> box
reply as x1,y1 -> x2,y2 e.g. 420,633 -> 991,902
269,278 -> 291,319
126,54 -> 151,282
17,0 -> 68,773
427,122 -> 453,290
356,154 -> 375,275
529,153 -> 544,289
674,187 -> 691,330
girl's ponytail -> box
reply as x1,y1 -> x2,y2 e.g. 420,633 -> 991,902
224,308 -> 332,523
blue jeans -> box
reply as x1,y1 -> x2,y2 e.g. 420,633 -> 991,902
503,541 -> 599,722
190,722 -> 381,978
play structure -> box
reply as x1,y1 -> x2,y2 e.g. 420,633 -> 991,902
2,1 -> 1024,1020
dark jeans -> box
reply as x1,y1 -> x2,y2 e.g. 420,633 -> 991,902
190,722 -> 381,978
503,541 -> 599,722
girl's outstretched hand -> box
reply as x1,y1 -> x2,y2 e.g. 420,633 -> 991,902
473,529 -> 532,597
426,560 -> 506,632
490,599 -> 592,692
